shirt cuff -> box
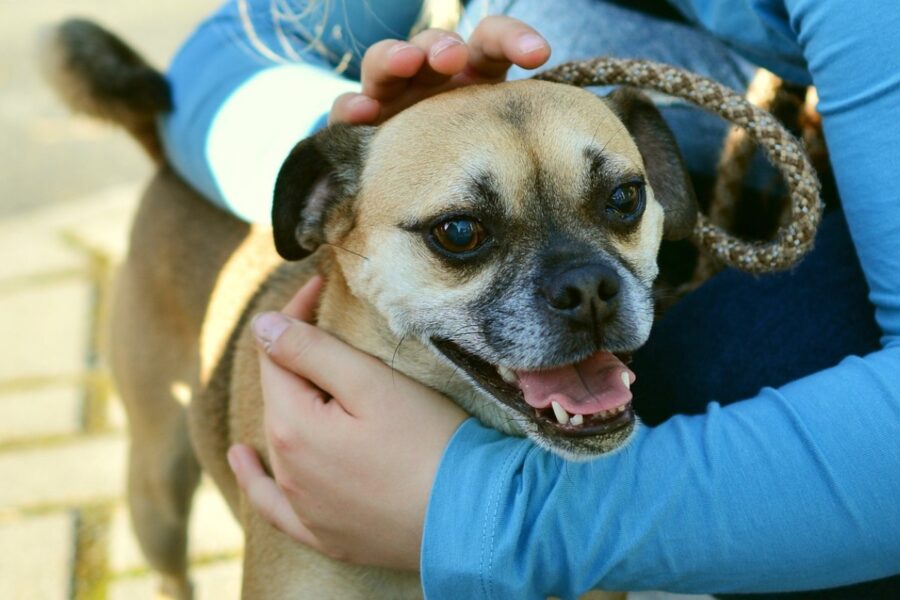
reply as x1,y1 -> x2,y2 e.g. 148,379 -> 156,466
205,63 -> 359,223
421,418 -> 531,600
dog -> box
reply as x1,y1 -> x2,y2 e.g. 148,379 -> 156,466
43,19 -> 696,599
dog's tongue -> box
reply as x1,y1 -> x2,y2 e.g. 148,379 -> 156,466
516,351 -> 634,415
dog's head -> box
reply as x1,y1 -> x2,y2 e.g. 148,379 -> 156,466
272,81 -> 695,458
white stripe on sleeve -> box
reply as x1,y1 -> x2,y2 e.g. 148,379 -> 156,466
206,63 -> 359,224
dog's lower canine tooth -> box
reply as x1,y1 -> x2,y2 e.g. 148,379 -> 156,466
551,401 -> 569,425
621,372 -> 631,389
498,365 -> 518,384
570,414 -> 584,426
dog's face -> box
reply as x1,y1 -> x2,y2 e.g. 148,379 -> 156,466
272,81 -> 695,458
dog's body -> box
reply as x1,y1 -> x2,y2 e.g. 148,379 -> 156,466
45,20 -> 696,599
111,166 -> 426,597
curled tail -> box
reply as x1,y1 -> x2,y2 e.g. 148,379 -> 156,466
41,18 -> 171,163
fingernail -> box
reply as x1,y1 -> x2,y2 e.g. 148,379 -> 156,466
252,312 -> 291,348
388,42 -> 417,57
517,33 -> 547,54
347,94 -> 373,109
430,36 -> 463,58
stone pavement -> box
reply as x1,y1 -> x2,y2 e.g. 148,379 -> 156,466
1,1 -> 240,598
0,185 -> 243,599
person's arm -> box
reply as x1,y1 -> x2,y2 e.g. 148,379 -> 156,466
228,1 -> 899,596
159,0 -> 457,222
421,0 -> 900,596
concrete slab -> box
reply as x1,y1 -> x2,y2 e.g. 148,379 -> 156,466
0,434 -> 125,509
0,384 -> 82,443
0,512 -> 73,600
0,279 -> 91,381
0,221 -> 87,283
11,182 -> 144,262
106,390 -> 127,431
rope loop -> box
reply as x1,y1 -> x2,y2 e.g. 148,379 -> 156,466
534,57 -> 823,274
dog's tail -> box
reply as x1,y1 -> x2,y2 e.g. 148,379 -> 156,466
40,18 -> 171,163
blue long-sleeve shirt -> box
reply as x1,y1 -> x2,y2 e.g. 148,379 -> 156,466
423,1 -> 900,597
160,0 -> 424,221
159,0 -> 900,596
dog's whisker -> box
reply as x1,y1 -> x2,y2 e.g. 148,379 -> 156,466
598,124 -> 627,155
323,242 -> 369,261
390,333 -> 407,386
444,363 -> 465,389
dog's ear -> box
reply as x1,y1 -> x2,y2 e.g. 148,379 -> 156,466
604,87 -> 697,240
272,123 -> 375,260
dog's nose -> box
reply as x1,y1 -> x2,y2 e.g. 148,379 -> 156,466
542,263 -> 620,327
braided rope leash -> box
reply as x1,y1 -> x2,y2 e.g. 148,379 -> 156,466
534,57 -> 824,274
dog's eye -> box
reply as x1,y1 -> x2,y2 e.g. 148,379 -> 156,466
432,218 -> 487,253
607,183 -> 645,219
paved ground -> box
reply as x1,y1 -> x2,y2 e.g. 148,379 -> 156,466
0,2 -> 714,599
0,2 -> 245,598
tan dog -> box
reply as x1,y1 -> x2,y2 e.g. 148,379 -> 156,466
44,20 -> 696,599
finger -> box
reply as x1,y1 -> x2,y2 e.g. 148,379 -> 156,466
255,312 -> 388,416
359,39 -> 426,101
406,29 -> 468,86
328,92 -> 380,125
466,16 -> 550,79
257,349 -> 349,447
282,274 -> 324,321
227,444 -> 320,546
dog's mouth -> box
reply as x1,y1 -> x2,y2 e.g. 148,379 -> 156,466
432,339 -> 635,437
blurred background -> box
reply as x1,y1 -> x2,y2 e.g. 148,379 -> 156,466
0,2 -> 244,599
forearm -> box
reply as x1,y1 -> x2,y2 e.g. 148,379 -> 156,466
158,0 -> 425,222
423,349 -> 900,598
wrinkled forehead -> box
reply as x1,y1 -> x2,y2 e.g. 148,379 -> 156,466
358,81 -> 645,221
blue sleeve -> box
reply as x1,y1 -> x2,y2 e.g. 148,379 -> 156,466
159,0 -> 424,222
421,1 -> 900,597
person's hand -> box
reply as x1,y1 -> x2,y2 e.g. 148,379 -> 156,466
329,15 -> 551,124
228,276 -> 467,570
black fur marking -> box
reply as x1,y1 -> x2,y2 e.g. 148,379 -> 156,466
469,172 -> 506,220
398,171 -> 511,275
496,96 -> 531,132
272,124 -> 374,260
57,19 -> 171,114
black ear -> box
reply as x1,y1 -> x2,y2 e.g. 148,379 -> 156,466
272,123 -> 375,260
604,87 -> 697,240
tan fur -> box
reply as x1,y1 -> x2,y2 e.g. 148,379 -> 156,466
109,83 -> 661,599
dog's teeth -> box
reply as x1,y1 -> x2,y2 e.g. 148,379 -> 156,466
497,365 -> 518,384
551,401 -> 570,425
621,372 -> 631,389
616,405 -> 626,414
570,414 -> 584,426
